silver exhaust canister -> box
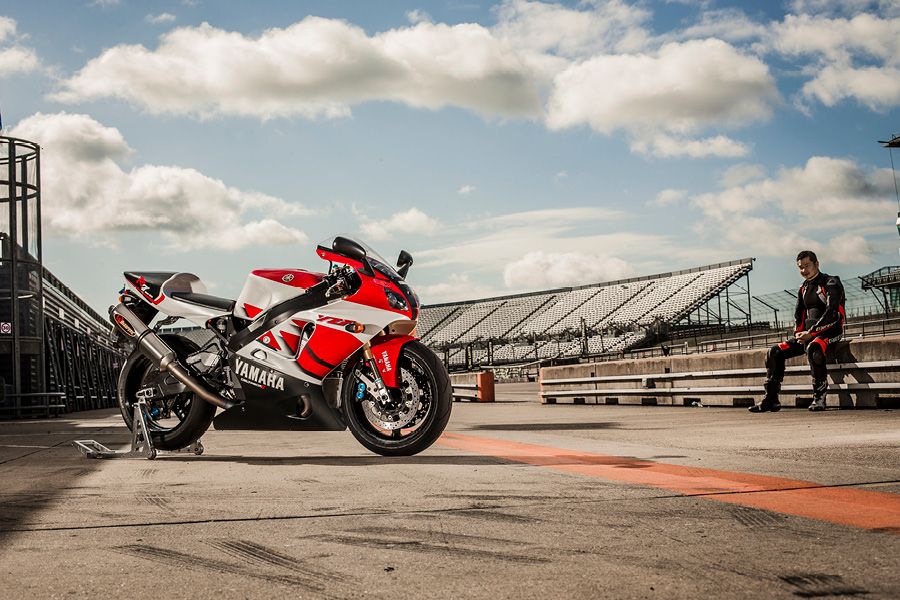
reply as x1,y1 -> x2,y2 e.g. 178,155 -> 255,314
110,303 -> 236,410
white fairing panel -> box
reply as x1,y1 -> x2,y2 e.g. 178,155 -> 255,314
127,272 -> 230,326
234,269 -> 324,319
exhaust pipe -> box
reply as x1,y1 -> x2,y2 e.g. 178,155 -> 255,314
110,303 -> 236,410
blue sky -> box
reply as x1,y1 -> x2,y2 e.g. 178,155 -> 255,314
1,0 -> 899,313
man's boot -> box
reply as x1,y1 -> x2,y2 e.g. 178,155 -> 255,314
809,381 -> 827,411
749,381 -> 781,413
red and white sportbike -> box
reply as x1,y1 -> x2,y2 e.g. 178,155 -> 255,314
110,236 -> 452,456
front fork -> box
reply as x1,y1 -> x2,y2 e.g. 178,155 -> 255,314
355,342 -> 392,405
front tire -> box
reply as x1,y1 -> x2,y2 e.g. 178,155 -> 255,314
342,340 -> 452,456
118,335 -> 217,451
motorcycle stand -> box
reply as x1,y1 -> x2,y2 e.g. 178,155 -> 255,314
73,400 -> 204,460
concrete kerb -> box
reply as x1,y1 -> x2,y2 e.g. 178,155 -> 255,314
449,371 -> 495,402
539,334 -> 900,408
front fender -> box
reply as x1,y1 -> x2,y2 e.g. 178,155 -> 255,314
368,334 -> 417,388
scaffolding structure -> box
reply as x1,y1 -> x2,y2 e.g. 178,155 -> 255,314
1,135 -> 122,418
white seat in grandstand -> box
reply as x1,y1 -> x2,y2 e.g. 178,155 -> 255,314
418,305 -> 460,342
519,288 -> 600,337
638,265 -> 742,325
546,282 -> 649,334
428,301 -> 504,346
462,293 -> 556,343
603,272 -> 700,327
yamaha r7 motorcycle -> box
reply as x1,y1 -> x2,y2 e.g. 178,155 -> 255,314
109,236 -> 452,456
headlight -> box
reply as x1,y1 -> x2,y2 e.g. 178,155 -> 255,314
384,289 -> 408,311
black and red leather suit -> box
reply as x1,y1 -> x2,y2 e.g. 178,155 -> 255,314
765,272 -> 846,399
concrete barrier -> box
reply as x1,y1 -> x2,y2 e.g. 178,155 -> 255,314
540,334 -> 900,408
450,371 -> 495,402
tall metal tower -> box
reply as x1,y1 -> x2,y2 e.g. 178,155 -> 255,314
878,132 -> 900,253
0,135 -> 44,416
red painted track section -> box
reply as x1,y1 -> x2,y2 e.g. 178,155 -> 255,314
437,432 -> 900,533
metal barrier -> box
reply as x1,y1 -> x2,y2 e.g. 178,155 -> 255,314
541,359 -> 900,406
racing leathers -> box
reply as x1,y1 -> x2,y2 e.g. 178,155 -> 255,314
761,272 -> 846,409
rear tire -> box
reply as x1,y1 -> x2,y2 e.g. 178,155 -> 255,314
118,335 -> 217,451
342,340 -> 452,456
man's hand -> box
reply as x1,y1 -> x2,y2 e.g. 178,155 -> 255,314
795,330 -> 812,344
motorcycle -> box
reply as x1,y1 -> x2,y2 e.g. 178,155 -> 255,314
109,235 -> 452,456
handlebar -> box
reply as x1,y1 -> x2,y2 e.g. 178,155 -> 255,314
324,265 -> 361,300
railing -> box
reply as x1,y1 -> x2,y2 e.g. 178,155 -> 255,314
698,315 -> 900,354
0,392 -> 68,418
540,360 -> 900,404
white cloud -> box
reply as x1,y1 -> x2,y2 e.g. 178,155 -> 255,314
417,273 -> 501,304
52,18 -> 543,120
0,16 -> 16,42
360,207 -> 439,241
800,64 -> 900,110
49,8 -> 786,160
789,1 -> 899,17
546,39 -> 779,138
688,156 -> 893,265
0,17 -> 39,78
504,251 -> 633,288
719,163 -> 766,187
651,188 -> 687,207
768,13 -> 900,109
10,112 -> 310,251
674,8 -> 767,43
89,0 -> 121,7
406,9 -> 432,24
492,0 -> 652,57
458,184 -> 476,195
554,170 -> 567,180
145,13 -> 177,25
631,133 -> 750,158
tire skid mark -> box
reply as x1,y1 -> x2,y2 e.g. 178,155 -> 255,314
311,533 -> 548,564
449,509 -> 541,524
729,506 -> 786,528
779,573 -> 869,598
350,525 -> 524,547
117,545 -> 338,596
206,538 -> 344,587
139,494 -> 174,514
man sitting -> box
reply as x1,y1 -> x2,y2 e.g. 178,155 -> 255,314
750,250 -> 846,413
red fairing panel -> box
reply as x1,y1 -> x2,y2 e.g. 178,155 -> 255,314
297,326 -> 363,380
252,269 -> 324,289
369,335 -> 416,388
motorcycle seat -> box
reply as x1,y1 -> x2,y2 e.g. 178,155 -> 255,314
168,291 -> 236,312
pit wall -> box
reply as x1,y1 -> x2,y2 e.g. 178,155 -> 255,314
540,334 -> 900,408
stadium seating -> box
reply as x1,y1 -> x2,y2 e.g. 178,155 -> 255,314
417,259 -> 752,367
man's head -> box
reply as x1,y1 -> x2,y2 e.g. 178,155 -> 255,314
796,250 -> 819,281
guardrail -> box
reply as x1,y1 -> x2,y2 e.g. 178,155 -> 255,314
541,359 -> 900,408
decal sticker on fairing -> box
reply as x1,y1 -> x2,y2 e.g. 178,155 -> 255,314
235,357 -> 285,390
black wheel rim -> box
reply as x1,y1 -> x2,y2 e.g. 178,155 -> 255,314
348,351 -> 437,443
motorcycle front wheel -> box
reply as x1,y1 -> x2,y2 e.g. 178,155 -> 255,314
342,340 -> 452,456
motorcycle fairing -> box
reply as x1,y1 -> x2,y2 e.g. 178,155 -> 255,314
234,268 -> 325,320
215,352 -> 344,431
369,334 -> 417,388
125,271 -> 231,324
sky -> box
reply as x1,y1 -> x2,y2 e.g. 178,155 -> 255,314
1,0 -> 899,314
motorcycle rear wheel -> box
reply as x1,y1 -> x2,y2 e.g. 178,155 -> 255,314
118,335 -> 217,451
342,340 -> 452,456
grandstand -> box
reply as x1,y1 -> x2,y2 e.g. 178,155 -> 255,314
420,258 -> 753,370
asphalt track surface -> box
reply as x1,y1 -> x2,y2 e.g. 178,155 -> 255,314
1,383 -> 898,599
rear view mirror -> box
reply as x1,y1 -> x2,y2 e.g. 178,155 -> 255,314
397,250 -> 413,278
333,237 -> 374,276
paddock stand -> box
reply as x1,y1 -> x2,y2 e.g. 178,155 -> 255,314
73,400 -> 203,460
